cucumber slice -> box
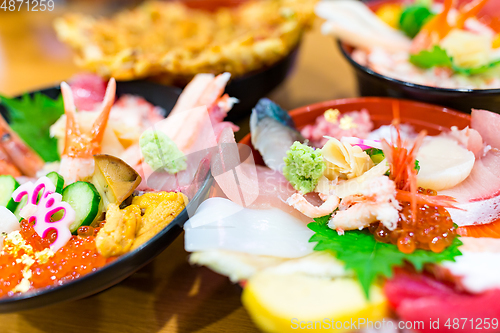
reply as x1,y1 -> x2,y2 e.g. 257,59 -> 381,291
46,172 -> 64,194
0,175 -> 20,212
62,181 -> 101,233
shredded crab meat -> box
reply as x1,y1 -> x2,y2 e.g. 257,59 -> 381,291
328,176 -> 401,231
286,193 -> 340,219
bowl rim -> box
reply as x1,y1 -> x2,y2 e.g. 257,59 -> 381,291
337,40 -> 500,95
289,95 -> 471,119
239,96 -> 471,146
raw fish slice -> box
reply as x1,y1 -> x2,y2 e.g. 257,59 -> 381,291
211,162 -> 311,223
442,150 -> 500,226
385,270 -> 500,333
384,270 -> 457,310
246,165 -> 311,223
471,109 -> 500,149
69,74 -> 107,111
440,109 -> 500,226
184,197 -> 315,258
250,98 -> 304,172
457,219 -> 500,238
448,194 -> 500,227
213,125 -> 309,221
443,250 -> 500,293
211,130 -> 260,208
441,149 -> 500,202
442,126 -> 483,159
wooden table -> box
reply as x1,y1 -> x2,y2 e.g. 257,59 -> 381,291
0,8 -> 357,332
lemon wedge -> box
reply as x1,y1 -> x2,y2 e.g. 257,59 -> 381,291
416,137 -> 475,191
242,272 -> 387,332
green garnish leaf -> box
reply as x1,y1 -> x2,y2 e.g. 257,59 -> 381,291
453,59 -> 500,76
410,46 -> 500,76
0,93 -> 64,162
410,46 -> 453,69
399,4 -> 435,38
414,159 -> 421,172
308,217 -> 463,299
283,141 -> 326,194
365,148 -> 385,165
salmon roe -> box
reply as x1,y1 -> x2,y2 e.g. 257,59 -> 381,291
0,254 -> 25,297
20,219 -> 55,251
369,187 -> 456,254
0,220 -> 108,296
30,235 -> 107,289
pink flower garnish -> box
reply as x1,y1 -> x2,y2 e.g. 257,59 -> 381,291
341,137 -> 383,150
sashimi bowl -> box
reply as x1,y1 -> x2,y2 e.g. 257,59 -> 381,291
318,0 -> 500,113
186,96 -> 500,332
0,78 -> 213,312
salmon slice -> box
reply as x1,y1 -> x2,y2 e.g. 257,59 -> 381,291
457,219 -> 500,238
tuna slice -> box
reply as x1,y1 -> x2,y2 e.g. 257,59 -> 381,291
385,270 -> 500,333
471,109 -> 500,150
69,74 -> 107,111
440,110 -> 500,226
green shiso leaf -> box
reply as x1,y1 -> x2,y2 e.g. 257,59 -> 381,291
410,46 -> 500,76
410,45 -> 453,69
308,216 -> 463,299
0,93 -> 64,162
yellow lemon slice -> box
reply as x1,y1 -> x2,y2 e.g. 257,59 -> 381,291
242,272 -> 388,332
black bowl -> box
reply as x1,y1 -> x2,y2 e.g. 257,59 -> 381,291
338,41 -> 500,114
0,80 -> 213,313
224,45 -> 300,121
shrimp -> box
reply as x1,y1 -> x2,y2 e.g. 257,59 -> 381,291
0,115 -> 43,177
170,72 -> 234,118
122,73 -> 237,191
58,78 -> 116,184
328,176 -> 400,231
0,144 -> 21,177
316,0 -> 411,53
411,0 -> 489,53
286,192 -> 340,218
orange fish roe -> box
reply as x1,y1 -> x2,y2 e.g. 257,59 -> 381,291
0,220 -> 108,296
369,188 -> 457,254
20,220 -> 54,252
0,254 -> 25,297
30,235 -> 107,289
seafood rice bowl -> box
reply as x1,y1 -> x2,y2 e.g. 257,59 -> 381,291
0,72 -> 239,302
317,0 -> 500,90
185,97 -> 500,332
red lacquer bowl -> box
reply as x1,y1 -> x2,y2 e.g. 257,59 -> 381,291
240,97 -> 471,164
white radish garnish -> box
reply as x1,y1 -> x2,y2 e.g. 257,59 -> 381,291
416,136 -> 475,191
0,206 -> 20,249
